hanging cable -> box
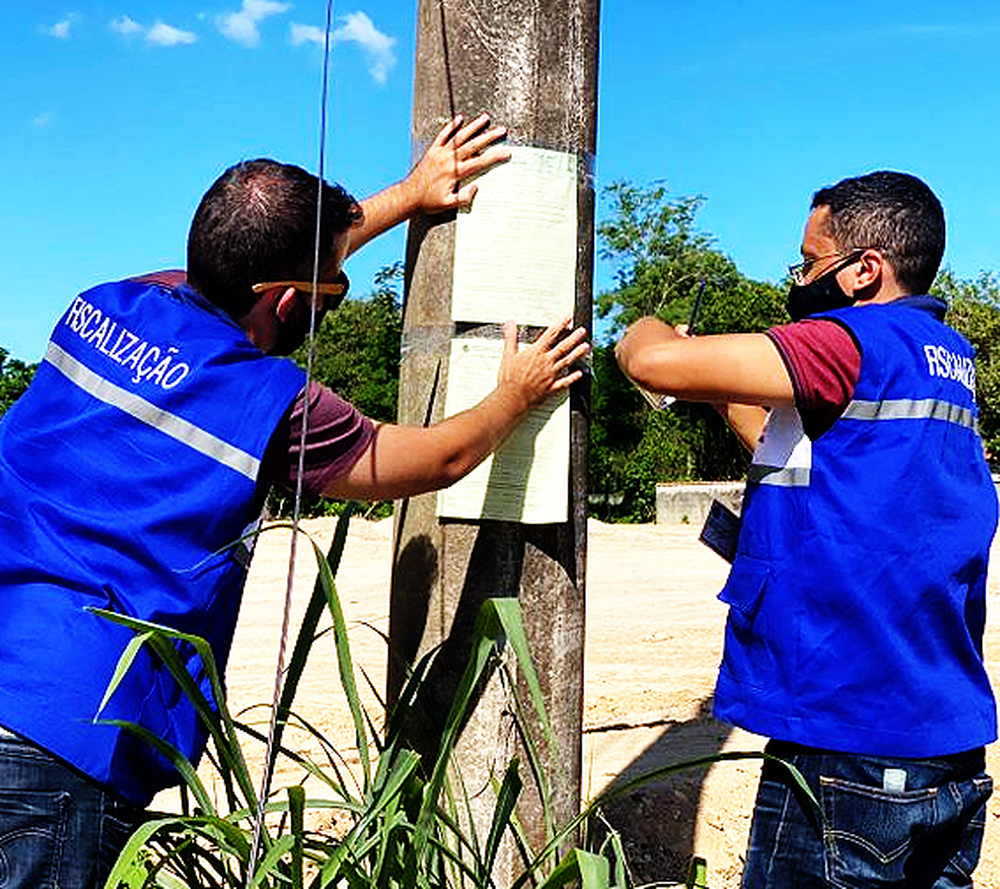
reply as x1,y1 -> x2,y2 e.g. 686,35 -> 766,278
247,0 -> 336,878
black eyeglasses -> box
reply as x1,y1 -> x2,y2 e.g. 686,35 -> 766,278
788,250 -> 865,285
251,271 -> 350,313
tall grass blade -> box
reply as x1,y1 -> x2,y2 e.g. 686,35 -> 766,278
94,630 -> 155,715
535,848 -> 610,889
104,817 -> 176,887
480,759 -> 522,883
247,834 -> 296,888
315,748 -> 423,883
289,784 -> 306,889
272,510 -> 354,765
416,604 -> 501,852
594,825 -> 628,889
490,599 -> 553,748
304,523 -> 373,787
98,719 -> 215,816
90,610 -> 258,814
686,855 -> 708,889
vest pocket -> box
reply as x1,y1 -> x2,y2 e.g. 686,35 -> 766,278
717,556 -> 769,619
717,557 -> 772,691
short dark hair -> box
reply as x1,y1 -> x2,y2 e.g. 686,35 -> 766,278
811,170 -> 945,294
187,159 -> 363,319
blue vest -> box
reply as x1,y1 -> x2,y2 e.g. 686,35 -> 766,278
714,298 -> 998,756
0,277 -> 305,805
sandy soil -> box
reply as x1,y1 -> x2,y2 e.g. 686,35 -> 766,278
154,516 -> 1000,888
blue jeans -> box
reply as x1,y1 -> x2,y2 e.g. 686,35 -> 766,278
0,729 -> 143,889
742,741 -> 992,888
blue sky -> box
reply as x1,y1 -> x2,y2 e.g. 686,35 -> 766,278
3,1 -> 1000,360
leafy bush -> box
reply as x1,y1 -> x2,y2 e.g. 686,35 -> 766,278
0,348 -> 37,417
937,270 -> 1000,465
589,182 -> 786,520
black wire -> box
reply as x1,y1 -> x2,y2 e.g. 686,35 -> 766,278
247,0 -> 336,878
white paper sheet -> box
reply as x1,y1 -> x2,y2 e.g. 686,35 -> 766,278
452,145 -> 577,326
436,336 -> 569,523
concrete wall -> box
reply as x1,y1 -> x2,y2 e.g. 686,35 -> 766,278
657,478 -> 1000,526
655,481 -> 745,526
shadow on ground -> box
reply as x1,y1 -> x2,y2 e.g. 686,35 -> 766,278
589,697 -> 735,885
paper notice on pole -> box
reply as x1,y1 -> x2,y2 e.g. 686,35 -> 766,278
436,337 -> 569,524
452,145 -> 577,325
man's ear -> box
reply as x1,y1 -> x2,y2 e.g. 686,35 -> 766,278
238,286 -> 293,353
852,249 -> 884,294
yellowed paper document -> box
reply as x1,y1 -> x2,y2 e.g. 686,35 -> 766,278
452,145 -> 577,325
436,337 -> 569,523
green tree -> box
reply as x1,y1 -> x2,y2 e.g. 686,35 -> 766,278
597,180 -> 788,338
592,181 -> 788,520
935,269 -> 1000,462
0,348 -> 37,417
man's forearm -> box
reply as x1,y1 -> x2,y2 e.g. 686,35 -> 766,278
348,181 -> 418,256
321,317 -> 587,502
617,319 -> 796,407
322,384 -> 533,502
713,402 -> 768,452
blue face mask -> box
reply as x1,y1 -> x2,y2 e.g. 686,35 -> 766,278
786,262 -> 858,322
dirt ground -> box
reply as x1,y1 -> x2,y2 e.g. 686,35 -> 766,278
154,516 -> 1000,888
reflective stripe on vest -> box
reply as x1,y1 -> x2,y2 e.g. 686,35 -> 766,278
747,464 -> 811,487
842,396 -> 978,431
750,395 -> 978,489
45,341 -> 260,481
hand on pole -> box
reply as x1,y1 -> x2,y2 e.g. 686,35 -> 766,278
405,113 -> 512,214
496,315 -> 590,413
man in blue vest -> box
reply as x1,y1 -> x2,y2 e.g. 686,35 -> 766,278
0,113 -> 589,888
616,171 -> 996,887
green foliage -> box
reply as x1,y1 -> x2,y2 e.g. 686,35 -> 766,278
597,181 -> 788,339
591,182 -> 787,520
0,348 -> 37,417
597,182 -> 713,332
936,269 -> 1000,463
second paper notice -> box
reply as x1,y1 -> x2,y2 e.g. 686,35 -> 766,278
437,337 -> 570,524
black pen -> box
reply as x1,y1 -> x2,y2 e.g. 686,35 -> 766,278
657,279 -> 706,409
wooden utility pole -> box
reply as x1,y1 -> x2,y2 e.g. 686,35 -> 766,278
389,0 -> 599,861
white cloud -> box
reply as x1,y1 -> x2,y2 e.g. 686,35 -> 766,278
146,20 -> 198,46
109,15 -> 143,37
45,14 -> 80,39
32,111 -> 55,128
108,16 -> 197,46
218,0 -> 291,48
293,12 -> 396,84
290,23 -> 325,46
